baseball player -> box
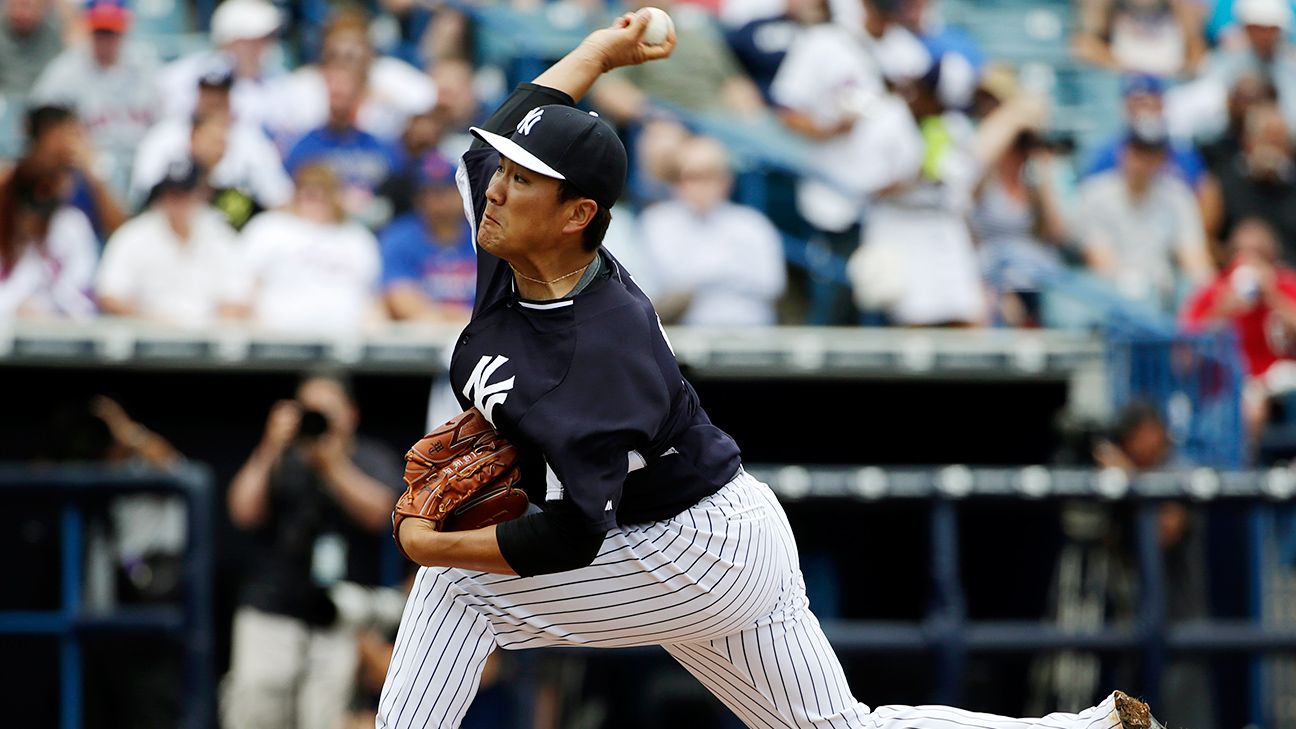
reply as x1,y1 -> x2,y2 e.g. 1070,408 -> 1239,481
378,12 -> 1165,729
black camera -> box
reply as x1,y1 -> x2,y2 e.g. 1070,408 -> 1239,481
296,409 -> 330,442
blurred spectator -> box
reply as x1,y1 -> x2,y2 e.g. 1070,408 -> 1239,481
590,0 -> 765,125
223,372 -> 402,729
1198,72 -> 1278,181
18,104 -> 126,238
726,0 -> 828,102
284,65 -> 399,224
428,58 -> 486,158
0,160 -> 97,319
0,0 -> 63,96
158,0 -> 283,127
132,66 -> 292,228
267,8 -> 436,149
768,0 -> 885,322
1078,119 -> 1213,308
1071,0 -> 1205,77
1212,104 -> 1296,261
96,160 -> 249,327
898,0 -> 986,72
971,74 -> 1070,327
770,0 -> 929,274
847,0 -> 932,81
374,108 -> 456,219
1207,0 -> 1296,45
1203,0 -> 1296,132
1082,74 -> 1210,196
30,0 -> 157,198
1183,218 -> 1296,434
242,164 -> 384,335
378,152 -> 474,323
846,54 -> 991,327
640,136 -> 786,326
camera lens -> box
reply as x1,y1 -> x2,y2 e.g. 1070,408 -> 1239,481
297,410 -> 329,440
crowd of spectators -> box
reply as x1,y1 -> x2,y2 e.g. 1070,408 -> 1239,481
10,0 -> 1296,420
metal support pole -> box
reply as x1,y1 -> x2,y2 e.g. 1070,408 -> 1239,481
184,469 -> 216,729
930,498 -> 967,705
1134,503 -> 1166,708
1248,505 -> 1268,729
60,506 -> 82,729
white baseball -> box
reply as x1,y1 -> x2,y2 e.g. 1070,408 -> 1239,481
640,6 -> 673,46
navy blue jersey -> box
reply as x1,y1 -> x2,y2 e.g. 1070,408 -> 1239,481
450,83 -> 742,532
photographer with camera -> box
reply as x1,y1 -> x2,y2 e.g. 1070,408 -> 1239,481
223,372 -> 403,729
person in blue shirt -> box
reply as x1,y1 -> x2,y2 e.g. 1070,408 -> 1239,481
1081,73 -> 1208,191
378,151 -> 476,322
284,63 -> 398,221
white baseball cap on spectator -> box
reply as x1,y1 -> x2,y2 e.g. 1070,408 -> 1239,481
1237,0 -> 1292,29
211,0 -> 280,44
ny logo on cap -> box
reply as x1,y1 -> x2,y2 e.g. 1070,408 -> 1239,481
517,108 -> 544,136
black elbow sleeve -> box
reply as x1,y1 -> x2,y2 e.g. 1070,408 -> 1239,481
496,508 -> 606,577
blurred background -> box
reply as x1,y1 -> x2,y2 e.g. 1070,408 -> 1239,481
5,0 -> 1296,727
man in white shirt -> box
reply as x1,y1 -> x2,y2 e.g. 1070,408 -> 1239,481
97,160 -> 250,328
30,0 -> 159,198
1080,119 -> 1215,310
640,136 -> 786,326
241,163 -> 383,336
771,0 -> 930,237
131,65 -> 292,223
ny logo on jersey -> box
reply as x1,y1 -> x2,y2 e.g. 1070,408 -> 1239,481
517,108 -> 544,136
463,355 -> 515,426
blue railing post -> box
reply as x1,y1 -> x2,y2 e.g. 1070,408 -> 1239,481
183,468 -> 216,729
60,506 -> 82,729
930,498 -> 967,705
1134,503 -> 1166,709
1248,505 -> 1268,728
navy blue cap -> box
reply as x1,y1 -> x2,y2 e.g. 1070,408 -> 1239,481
470,105 -> 627,209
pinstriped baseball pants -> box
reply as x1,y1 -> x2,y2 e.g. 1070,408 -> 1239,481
376,470 -> 1128,729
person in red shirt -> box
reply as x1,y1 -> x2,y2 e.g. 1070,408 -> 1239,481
1182,217 -> 1296,433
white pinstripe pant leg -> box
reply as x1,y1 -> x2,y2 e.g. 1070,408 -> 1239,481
665,483 -> 1129,729
376,470 -> 789,728
376,473 -> 1131,729
377,567 -> 500,728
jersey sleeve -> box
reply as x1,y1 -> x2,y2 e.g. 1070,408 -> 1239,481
519,310 -> 672,531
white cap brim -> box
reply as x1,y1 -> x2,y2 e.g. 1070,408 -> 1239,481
469,127 -> 566,181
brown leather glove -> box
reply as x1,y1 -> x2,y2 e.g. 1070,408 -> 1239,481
392,408 -> 529,560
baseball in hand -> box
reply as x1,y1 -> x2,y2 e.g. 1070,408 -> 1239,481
639,6 -> 673,46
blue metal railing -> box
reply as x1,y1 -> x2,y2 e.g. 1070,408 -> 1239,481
0,465 -> 215,729
748,465 -> 1296,717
